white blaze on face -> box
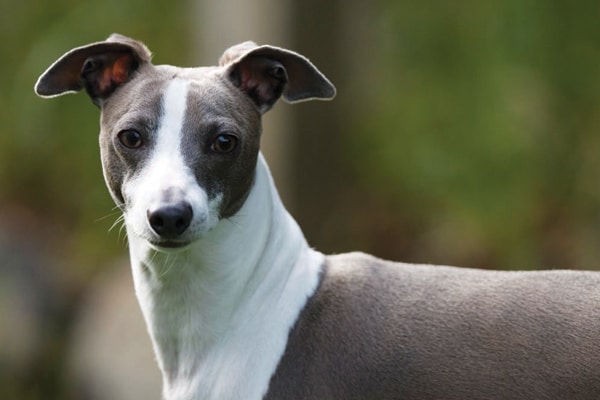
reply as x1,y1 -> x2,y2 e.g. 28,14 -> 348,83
123,78 -> 221,243
157,78 -> 189,165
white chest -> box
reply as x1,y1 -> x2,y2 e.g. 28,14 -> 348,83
132,246 -> 323,400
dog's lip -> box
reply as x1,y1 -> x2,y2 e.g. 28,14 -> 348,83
148,239 -> 192,251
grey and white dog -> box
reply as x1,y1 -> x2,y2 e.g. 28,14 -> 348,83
35,34 -> 600,400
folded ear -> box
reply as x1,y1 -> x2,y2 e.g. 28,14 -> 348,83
222,42 -> 336,113
34,34 -> 152,106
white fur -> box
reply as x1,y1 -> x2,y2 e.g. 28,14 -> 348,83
124,78 -> 324,400
123,78 -> 221,247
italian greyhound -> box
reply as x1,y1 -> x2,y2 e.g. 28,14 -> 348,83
35,34 -> 600,400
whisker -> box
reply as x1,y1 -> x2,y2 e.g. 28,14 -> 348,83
150,249 -> 159,265
225,215 -> 243,230
95,208 -> 121,224
119,228 -> 129,248
158,253 -> 178,279
108,214 -> 125,233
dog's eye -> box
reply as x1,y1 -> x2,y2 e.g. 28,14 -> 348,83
211,133 -> 238,154
117,130 -> 143,149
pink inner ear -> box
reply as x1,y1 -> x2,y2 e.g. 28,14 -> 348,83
241,73 -> 268,100
96,54 -> 133,95
239,57 -> 276,103
111,54 -> 133,84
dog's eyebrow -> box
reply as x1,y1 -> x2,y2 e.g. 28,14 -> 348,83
184,116 -> 243,135
109,115 -> 160,137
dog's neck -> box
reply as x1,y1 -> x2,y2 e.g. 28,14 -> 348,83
126,153 -> 324,400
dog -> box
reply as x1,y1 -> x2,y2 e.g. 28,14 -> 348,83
35,34 -> 600,400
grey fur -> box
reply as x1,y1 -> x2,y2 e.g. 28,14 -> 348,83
267,253 -> 600,399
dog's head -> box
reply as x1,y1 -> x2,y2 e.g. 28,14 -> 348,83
35,34 -> 335,250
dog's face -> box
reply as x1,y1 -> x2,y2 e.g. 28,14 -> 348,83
99,66 -> 262,248
35,34 -> 335,250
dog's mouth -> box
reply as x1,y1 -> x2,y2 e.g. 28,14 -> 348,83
148,239 -> 192,251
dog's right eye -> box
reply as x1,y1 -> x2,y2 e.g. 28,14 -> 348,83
211,133 -> 238,154
117,130 -> 143,149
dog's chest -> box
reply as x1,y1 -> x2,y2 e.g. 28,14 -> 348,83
129,232 -> 324,400
132,259 -> 275,399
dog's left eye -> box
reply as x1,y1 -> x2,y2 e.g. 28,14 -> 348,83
211,133 -> 238,154
118,129 -> 143,149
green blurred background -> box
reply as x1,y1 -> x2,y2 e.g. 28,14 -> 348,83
2,0 -> 600,398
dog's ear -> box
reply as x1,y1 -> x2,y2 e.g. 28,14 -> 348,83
221,42 -> 336,113
34,34 -> 152,106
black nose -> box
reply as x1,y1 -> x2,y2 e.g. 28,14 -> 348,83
147,202 -> 193,238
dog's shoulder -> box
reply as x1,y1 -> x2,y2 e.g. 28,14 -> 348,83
321,251 -> 482,298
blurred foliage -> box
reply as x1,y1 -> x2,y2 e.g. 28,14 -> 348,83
342,0 -> 600,268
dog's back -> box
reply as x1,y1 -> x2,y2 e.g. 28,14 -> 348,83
267,252 -> 600,400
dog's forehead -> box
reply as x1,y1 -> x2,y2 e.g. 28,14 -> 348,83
162,65 -> 262,138
136,65 -> 235,111
103,64 -> 259,132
